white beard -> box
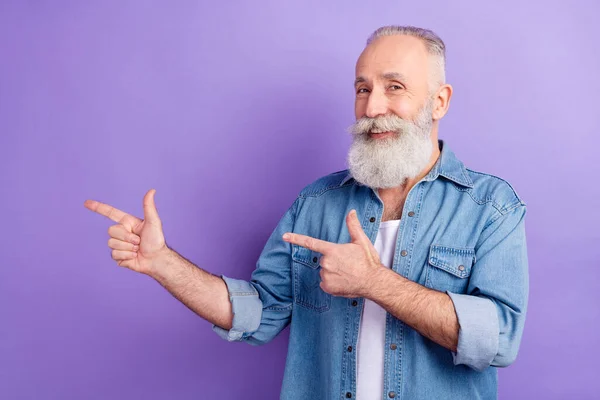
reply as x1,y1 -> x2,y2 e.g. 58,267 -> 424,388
346,100 -> 435,189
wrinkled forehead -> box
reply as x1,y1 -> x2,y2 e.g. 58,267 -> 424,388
355,35 -> 431,86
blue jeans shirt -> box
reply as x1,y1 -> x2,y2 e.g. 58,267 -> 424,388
213,141 -> 529,400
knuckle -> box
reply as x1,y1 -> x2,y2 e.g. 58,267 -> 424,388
319,281 -> 328,293
123,216 -> 136,229
109,225 -> 122,238
305,237 -> 314,249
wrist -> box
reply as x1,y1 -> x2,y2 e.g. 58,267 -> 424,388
145,246 -> 175,279
362,264 -> 392,299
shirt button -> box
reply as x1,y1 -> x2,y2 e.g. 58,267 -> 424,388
313,257 -> 318,263
390,343 -> 397,350
400,250 -> 408,257
347,346 -> 353,352
346,393 -> 352,398
389,392 -> 396,398
408,211 -> 415,217
458,265 -> 465,271
369,217 -> 376,223
352,300 -> 358,306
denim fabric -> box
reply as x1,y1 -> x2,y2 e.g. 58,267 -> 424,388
213,141 -> 528,400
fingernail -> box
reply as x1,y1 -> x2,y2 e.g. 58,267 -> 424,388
133,245 -> 139,251
283,233 -> 290,240
133,237 -> 141,244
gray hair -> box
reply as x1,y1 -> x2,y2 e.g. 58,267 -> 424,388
367,26 -> 446,90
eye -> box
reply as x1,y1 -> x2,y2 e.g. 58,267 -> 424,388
357,88 -> 370,94
388,85 -> 403,91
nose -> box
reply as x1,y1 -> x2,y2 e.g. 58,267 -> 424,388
365,88 -> 388,118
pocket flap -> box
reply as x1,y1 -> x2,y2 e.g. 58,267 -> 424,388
292,244 -> 321,269
428,245 -> 475,278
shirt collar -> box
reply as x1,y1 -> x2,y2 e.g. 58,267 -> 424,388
340,140 -> 474,188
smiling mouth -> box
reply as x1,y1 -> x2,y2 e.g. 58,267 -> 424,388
368,131 -> 395,139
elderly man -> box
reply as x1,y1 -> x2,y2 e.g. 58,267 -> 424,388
85,26 -> 528,400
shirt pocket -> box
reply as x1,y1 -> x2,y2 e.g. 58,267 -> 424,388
292,244 -> 331,313
425,244 -> 475,294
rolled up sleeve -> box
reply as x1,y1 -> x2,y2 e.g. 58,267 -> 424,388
447,292 -> 499,371
212,198 -> 299,346
212,276 -> 263,341
449,204 -> 529,371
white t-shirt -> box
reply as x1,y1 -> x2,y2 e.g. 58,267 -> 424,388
356,219 -> 401,400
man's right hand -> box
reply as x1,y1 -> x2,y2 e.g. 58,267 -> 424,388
85,188 -> 235,331
84,189 -> 170,276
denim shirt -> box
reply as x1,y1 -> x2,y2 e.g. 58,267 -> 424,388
213,141 -> 529,400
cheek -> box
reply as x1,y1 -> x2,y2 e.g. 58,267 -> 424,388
389,100 -> 415,119
355,98 -> 366,119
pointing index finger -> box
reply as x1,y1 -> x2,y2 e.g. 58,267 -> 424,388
84,199 -> 140,226
282,232 -> 334,254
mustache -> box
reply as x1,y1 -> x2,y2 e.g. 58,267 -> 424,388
348,114 -> 412,136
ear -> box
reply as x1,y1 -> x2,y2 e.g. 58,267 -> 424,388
432,84 -> 453,121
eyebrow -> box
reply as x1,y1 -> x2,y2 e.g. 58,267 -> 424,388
382,72 -> 407,81
354,72 -> 408,86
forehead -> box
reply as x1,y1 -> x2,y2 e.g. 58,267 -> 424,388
355,35 -> 430,83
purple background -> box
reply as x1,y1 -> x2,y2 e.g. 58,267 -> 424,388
1,1 -> 599,399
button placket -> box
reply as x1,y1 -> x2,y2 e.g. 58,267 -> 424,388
384,184 -> 422,397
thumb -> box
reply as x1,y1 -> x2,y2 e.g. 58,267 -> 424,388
346,209 -> 370,245
143,189 -> 161,224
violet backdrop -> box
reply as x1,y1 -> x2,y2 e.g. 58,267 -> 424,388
1,1 -> 599,399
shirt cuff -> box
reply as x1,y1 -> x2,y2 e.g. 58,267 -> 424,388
447,291 -> 499,371
212,275 -> 263,342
